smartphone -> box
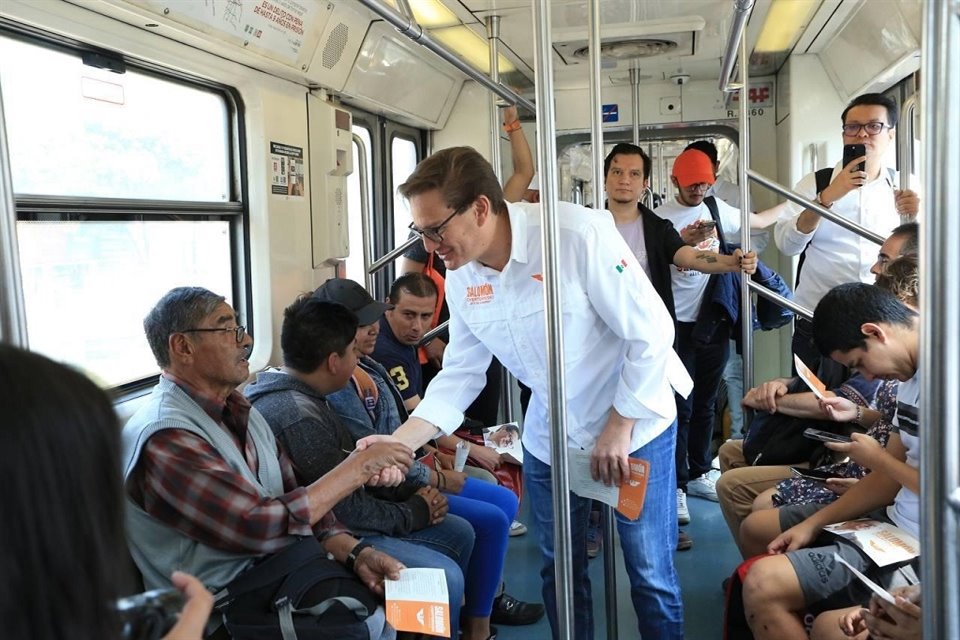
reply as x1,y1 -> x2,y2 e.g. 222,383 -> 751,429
116,588 -> 184,640
842,143 -> 866,172
790,466 -> 835,482
698,220 -> 718,230
802,427 -> 852,444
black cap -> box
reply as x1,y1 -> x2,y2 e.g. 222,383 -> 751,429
313,279 -> 393,326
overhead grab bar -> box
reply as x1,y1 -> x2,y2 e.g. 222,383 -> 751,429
718,0 -> 756,92
356,0 -> 536,113
366,235 -> 421,275
746,169 -> 886,245
897,93 -> 918,192
353,134 -> 376,293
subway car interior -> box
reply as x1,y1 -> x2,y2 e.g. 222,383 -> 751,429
0,1 -> 957,639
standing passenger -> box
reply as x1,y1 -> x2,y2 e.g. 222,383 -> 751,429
375,146 -> 694,640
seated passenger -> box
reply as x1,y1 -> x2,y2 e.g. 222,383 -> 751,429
316,278 -> 545,629
123,287 -> 414,639
0,344 -> 212,640
742,283 -> 921,640
243,297 -> 473,637
810,583 -> 921,640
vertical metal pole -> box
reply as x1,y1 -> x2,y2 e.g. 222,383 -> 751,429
920,1 -> 960,638
532,1 -> 574,637
736,29 -> 754,406
353,134 -> 375,293
487,14 -> 518,424
629,68 -> 641,146
0,86 -> 28,346
586,3 -> 618,639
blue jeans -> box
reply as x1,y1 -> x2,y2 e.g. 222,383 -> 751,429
724,344 -> 744,437
364,514 -> 473,637
524,422 -> 683,640
675,321 -> 730,488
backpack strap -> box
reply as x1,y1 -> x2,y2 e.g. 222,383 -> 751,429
349,366 -> 379,421
214,537 -> 323,610
796,168 -> 836,288
702,195 -> 731,254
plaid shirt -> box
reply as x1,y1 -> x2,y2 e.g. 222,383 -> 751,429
128,373 -> 344,554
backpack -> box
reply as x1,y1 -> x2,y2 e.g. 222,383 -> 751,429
722,555 -> 765,640
215,537 -> 380,640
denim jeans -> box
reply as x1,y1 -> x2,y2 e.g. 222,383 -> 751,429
675,321 -> 730,488
523,421 -> 683,640
723,344 -> 744,437
363,514 -> 473,637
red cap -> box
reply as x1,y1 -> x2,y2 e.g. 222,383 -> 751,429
672,149 -> 716,188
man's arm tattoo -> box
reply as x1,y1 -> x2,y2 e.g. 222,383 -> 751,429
694,252 -> 718,264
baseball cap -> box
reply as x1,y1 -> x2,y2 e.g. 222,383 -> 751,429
672,149 -> 716,188
312,279 -> 393,326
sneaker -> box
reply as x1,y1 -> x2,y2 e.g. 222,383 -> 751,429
509,520 -> 527,537
490,593 -> 545,626
677,488 -> 690,525
677,529 -> 693,551
711,455 -> 721,471
586,511 -> 602,559
687,468 -> 721,502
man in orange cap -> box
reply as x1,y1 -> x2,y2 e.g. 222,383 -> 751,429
654,149 -> 779,524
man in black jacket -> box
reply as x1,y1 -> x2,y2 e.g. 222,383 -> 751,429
603,143 -> 758,544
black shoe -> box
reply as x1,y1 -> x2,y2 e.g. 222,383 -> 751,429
677,529 -> 693,551
490,593 -> 545,626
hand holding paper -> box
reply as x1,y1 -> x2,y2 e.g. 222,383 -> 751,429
568,448 -> 650,520
793,354 -> 828,399
385,568 -> 450,637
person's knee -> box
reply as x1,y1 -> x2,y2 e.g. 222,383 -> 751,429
742,556 -> 799,614
719,440 -> 745,472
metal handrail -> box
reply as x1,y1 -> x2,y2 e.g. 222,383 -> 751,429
898,93 -> 918,193
0,86 -> 28,346
353,133 -> 375,293
419,320 -> 448,346
736,30 -> 755,398
356,0 -> 535,113
746,169 -> 886,245
718,0 -> 756,92
366,235 -> 420,275
745,280 -> 813,321
533,0 -> 575,636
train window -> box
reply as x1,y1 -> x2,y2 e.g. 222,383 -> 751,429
346,125 -> 373,283
0,32 -> 244,389
391,136 -> 418,250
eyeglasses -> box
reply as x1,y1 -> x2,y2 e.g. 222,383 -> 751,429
408,203 -> 469,244
683,183 -> 711,193
842,121 -> 891,136
180,326 -> 247,343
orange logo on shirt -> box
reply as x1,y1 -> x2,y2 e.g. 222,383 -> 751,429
466,283 -> 494,305
531,273 -> 543,282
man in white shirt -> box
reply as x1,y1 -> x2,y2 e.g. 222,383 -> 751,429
373,146 -> 693,640
655,149 -> 778,509
774,93 -> 920,372
742,283 -> 921,640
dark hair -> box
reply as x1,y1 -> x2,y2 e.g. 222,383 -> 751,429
891,222 -> 919,257
841,93 -> 899,127
684,140 -> 719,166
388,272 -> 439,305
875,254 -> 919,308
812,283 -> 917,355
603,143 -> 651,181
144,287 -> 225,368
281,298 -> 358,373
0,345 -> 125,640
398,146 -> 507,216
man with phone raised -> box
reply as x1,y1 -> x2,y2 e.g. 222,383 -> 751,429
775,93 -> 920,372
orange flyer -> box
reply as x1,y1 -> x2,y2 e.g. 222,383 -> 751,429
617,458 -> 650,520
384,568 -> 450,637
794,354 -> 828,399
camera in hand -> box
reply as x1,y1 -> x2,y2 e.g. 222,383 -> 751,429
116,588 -> 184,640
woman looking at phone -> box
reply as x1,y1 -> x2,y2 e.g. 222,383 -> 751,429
0,344 -> 212,640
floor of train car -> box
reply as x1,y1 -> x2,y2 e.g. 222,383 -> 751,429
497,493 -> 737,640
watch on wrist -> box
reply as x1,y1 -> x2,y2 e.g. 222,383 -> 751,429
815,191 -> 833,208
345,541 -> 373,572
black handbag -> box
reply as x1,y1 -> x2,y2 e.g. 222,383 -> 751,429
214,537 -> 379,640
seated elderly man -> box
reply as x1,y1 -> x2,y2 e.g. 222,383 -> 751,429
122,287 -> 413,639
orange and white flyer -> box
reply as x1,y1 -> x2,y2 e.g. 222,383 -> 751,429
384,568 -> 450,637
567,448 -> 651,520
824,519 -> 920,567
794,354 -> 829,399
833,553 -> 897,604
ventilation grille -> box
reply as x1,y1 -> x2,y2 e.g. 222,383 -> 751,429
322,23 -> 349,69
573,39 -> 678,60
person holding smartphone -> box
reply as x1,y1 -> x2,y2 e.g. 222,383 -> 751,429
774,93 -> 920,374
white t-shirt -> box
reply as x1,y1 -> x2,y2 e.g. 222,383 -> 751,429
709,177 -> 770,252
654,196 -> 743,322
616,216 -> 652,283
888,371 -> 920,539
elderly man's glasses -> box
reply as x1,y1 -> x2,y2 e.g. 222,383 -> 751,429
842,121 -> 891,136
180,326 -> 247,343
409,204 -> 468,244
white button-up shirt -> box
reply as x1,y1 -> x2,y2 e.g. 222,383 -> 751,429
775,164 -> 901,311
412,201 -> 693,466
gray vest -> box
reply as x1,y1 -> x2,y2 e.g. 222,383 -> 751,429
121,377 -> 287,592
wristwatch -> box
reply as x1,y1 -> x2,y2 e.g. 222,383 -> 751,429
345,541 -> 373,572
815,191 -> 833,208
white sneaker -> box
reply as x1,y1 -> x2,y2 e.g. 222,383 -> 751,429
509,520 -> 528,537
677,488 -> 690,525
687,469 -> 721,502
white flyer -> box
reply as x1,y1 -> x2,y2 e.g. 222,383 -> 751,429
384,568 -> 450,637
